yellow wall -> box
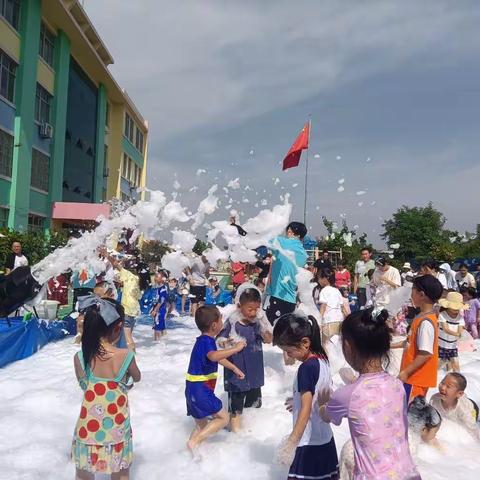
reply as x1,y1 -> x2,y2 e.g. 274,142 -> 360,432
0,17 -> 20,62
37,58 -> 55,94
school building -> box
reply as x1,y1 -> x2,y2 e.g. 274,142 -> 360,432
0,0 -> 148,232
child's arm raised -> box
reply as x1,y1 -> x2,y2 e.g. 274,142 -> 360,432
207,340 -> 246,362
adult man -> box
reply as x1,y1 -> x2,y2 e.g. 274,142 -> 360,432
313,248 -> 332,273
188,255 -> 210,317
5,241 -> 29,274
372,257 -> 401,308
265,221 -> 308,325
455,263 -> 477,290
353,247 -> 375,307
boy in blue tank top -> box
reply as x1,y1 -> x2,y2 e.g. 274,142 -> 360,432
185,305 -> 246,452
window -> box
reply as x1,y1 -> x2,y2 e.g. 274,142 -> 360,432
0,0 -> 20,30
39,22 -> 55,67
122,153 -> 128,178
28,213 -> 45,232
35,83 -> 52,123
0,129 -> 13,177
31,148 -> 50,192
0,50 -> 17,103
135,128 -> 144,153
0,207 -> 8,228
124,113 -> 134,142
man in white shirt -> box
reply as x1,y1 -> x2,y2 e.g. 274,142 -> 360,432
372,257 -> 401,307
5,242 -> 29,274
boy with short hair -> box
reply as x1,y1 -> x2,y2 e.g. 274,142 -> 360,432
430,373 -> 479,439
185,306 -> 246,451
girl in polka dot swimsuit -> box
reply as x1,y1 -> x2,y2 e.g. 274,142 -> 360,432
72,296 -> 141,479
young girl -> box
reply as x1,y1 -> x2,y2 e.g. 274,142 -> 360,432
461,286 -> 480,339
273,313 -> 339,480
72,295 -> 141,479
437,291 -> 467,372
319,307 -> 420,480
335,261 -> 351,289
317,268 -> 347,343
339,287 -> 351,317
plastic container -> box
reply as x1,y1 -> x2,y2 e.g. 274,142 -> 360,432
43,300 -> 60,320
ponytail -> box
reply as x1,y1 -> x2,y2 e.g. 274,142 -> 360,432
273,313 -> 328,361
81,299 -> 125,368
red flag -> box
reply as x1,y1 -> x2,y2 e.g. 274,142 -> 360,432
282,122 -> 310,171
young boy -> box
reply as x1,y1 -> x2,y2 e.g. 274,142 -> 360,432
430,373 -> 480,439
167,278 -> 179,316
151,271 -> 168,340
399,274 -> 444,402
217,285 -> 273,432
185,306 -> 246,451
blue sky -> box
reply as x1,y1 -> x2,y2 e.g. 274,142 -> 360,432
86,0 -> 480,245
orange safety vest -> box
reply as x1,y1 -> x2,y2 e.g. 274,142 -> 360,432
400,312 -> 439,387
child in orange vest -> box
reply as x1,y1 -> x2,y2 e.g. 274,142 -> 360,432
399,274 -> 444,403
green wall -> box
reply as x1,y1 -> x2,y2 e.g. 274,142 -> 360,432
93,83 -> 107,202
122,137 -> 144,168
9,0 -> 42,231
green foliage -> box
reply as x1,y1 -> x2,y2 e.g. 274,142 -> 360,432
0,228 -> 69,271
381,203 -> 452,262
317,217 -> 371,272
140,240 -> 171,267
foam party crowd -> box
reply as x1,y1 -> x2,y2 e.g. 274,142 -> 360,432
0,189 -> 479,480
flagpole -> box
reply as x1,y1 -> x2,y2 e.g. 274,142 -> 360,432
303,117 -> 312,225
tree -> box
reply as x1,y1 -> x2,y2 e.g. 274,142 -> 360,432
317,217 -> 371,271
381,203 -> 451,262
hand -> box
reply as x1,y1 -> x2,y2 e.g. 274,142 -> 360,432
234,367 -> 245,380
284,397 -> 293,413
398,370 -> 409,383
233,340 -> 247,352
317,387 -> 331,407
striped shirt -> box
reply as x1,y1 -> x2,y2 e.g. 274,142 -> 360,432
438,311 -> 464,350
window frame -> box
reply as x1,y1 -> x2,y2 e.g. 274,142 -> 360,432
135,128 -> 144,154
39,21 -> 55,68
35,83 -> 53,124
30,148 -> 50,193
0,0 -> 21,31
0,49 -> 17,103
0,128 -> 13,178
28,213 -> 46,233
124,112 -> 134,143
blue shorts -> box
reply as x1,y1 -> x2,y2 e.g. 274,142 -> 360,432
185,381 -> 222,419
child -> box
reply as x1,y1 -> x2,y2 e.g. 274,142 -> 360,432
72,296 -> 141,479
399,274 -> 444,402
430,373 -> 480,439
437,291 -> 468,372
151,271 -> 168,340
167,278 -> 179,316
319,307 -> 420,480
185,305 -> 246,451
217,286 -> 273,432
335,261 -> 351,289
407,396 -> 442,451
273,313 -> 339,480
317,268 -> 347,343
461,286 -> 480,339
365,268 -> 376,308
339,287 -> 351,317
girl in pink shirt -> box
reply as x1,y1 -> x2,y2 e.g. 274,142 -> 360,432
319,307 -> 420,480
335,261 -> 351,289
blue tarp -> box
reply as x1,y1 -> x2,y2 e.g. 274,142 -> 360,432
0,316 -> 77,368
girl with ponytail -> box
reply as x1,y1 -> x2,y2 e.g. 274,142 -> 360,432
319,307 -> 420,480
72,295 -> 141,479
273,313 -> 339,480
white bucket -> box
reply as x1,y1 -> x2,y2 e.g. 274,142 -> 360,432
43,300 -> 60,320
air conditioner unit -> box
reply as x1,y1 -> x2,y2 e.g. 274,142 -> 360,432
39,122 -> 53,139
